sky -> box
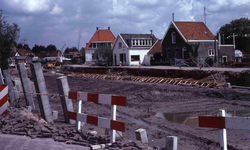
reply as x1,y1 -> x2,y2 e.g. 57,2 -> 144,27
1,0 -> 250,50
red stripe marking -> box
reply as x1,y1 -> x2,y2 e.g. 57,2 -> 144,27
67,111 -> 77,120
88,93 -> 99,103
68,91 -> 78,100
199,116 -> 225,129
0,94 -> 8,108
111,120 -> 126,132
111,96 -> 127,106
1,110 -> 7,116
87,115 -> 98,126
0,85 -> 7,92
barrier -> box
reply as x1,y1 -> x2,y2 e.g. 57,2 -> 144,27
68,91 -> 127,143
199,109 -> 250,150
0,85 -> 8,115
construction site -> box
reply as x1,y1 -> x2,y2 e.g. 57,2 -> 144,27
0,64 -> 249,150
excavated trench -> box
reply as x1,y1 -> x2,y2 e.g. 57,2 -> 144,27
61,66 -> 250,87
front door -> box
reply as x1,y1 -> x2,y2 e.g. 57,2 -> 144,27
120,53 -> 126,65
222,56 -> 227,63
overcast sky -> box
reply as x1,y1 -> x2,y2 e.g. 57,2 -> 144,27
1,0 -> 249,50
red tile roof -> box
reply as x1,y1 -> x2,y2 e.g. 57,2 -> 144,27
173,21 -> 215,40
68,52 -> 81,57
16,49 -> 33,56
85,29 -> 116,49
148,40 -> 162,54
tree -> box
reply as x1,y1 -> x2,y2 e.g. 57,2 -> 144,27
23,44 -> 30,50
16,43 -> 23,49
32,44 -> 40,54
93,47 -> 113,66
64,47 -> 79,53
0,10 -> 20,70
218,17 -> 250,54
46,44 -> 57,52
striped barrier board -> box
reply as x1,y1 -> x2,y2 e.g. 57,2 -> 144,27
199,116 -> 250,130
68,91 -> 126,106
0,85 -> 8,115
68,111 -> 125,132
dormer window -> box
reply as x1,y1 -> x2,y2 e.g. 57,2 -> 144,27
131,39 -> 152,46
92,43 -> 97,49
172,32 -> 176,44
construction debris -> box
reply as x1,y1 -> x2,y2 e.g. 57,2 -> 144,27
71,73 -> 224,88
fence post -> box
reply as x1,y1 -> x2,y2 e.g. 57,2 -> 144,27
77,100 -> 82,130
3,69 -> 15,104
219,109 -> 227,150
30,62 -> 54,123
57,76 -> 75,124
17,63 -> 35,109
111,105 -> 117,143
0,68 -> 4,85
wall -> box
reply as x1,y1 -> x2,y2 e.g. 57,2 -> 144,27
112,36 -> 129,65
129,49 -> 150,66
219,45 -> 234,63
85,49 -> 96,64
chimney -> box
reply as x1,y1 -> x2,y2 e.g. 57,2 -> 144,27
96,27 -> 99,31
172,13 -> 174,21
150,30 -> 153,35
108,27 -> 110,30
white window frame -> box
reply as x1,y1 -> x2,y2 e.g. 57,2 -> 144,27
92,42 -> 97,49
172,32 -> 176,44
208,49 -> 215,56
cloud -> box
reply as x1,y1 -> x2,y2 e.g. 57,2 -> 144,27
50,4 -> 63,15
5,0 -> 50,13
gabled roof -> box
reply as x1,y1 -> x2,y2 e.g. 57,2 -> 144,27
85,29 -> 116,49
119,34 -> 158,48
161,21 -> 215,44
148,39 -> 162,54
16,49 -> 33,56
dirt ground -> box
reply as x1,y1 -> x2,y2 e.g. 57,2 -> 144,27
11,68 -> 250,150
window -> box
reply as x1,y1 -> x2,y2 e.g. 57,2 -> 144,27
131,55 -> 140,61
208,49 -> 215,56
172,32 -> 176,44
132,39 -> 152,46
119,42 -> 122,49
92,43 -> 97,49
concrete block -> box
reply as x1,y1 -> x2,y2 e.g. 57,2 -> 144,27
17,63 -> 35,109
166,136 -> 178,150
3,69 -> 15,104
27,106 -> 32,112
135,128 -> 148,144
52,111 -> 58,120
30,62 -> 53,123
0,68 -> 4,85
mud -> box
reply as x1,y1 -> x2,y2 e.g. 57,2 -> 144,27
10,68 -> 250,150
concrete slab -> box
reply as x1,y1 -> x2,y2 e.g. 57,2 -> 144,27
0,134 -> 90,150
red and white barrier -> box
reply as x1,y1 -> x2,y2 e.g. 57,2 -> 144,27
68,91 -> 126,106
199,109 -> 250,150
67,111 -> 125,132
0,85 -> 8,116
68,91 -> 127,143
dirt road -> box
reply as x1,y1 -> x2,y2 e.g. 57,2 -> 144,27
12,69 -> 250,150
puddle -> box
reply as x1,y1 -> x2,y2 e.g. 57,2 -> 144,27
154,110 -> 250,127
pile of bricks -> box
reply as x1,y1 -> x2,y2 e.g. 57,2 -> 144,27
0,107 -> 151,149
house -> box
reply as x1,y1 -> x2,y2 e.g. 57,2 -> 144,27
145,39 -> 162,65
11,48 -> 34,66
161,21 -> 218,66
112,31 -> 157,66
85,27 -> 116,64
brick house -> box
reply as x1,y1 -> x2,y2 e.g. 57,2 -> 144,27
161,21 -> 218,66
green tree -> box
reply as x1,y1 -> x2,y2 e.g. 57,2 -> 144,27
46,44 -> 57,52
0,10 -> 20,70
93,47 -> 113,66
218,17 -> 250,54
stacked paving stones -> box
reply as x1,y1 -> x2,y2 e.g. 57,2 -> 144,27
0,107 -> 152,150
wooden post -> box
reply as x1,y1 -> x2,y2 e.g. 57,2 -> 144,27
57,76 -> 75,124
111,105 -> 117,142
219,109 -> 227,150
17,63 -> 35,109
3,69 -> 15,104
0,68 -> 4,85
30,63 -> 53,123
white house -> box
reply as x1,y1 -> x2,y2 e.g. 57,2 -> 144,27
112,32 -> 157,66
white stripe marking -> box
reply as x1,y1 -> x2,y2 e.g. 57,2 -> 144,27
225,117 -> 250,130
0,86 -> 8,100
0,102 -> 7,115
77,113 -> 87,123
98,117 -> 111,129
98,94 -> 112,105
78,92 -> 88,101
